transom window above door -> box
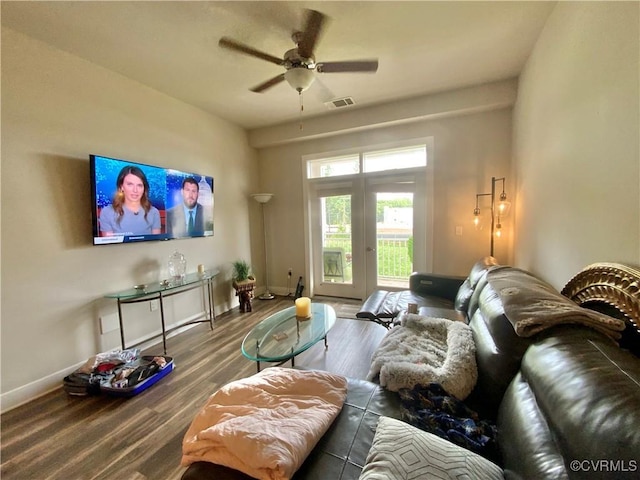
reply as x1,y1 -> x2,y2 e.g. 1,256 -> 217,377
306,144 -> 427,179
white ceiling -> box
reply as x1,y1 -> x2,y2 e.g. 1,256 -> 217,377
1,1 -> 556,130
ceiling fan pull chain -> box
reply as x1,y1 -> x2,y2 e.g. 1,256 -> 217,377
299,92 -> 304,131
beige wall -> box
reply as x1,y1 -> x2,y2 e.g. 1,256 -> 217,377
513,2 -> 640,289
1,29 -> 259,410
255,100 -> 514,292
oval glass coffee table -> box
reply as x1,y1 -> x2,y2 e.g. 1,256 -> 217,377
241,303 -> 336,372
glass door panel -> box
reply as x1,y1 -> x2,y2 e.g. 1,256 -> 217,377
375,192 -> 413,288
321,195 -> 352,285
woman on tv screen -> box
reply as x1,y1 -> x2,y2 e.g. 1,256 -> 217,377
99,165 -> 162,236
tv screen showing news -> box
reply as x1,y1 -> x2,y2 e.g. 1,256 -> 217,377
90,154 -> 214,245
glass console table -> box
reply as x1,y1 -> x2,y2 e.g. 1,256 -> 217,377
105,269 -> 219,354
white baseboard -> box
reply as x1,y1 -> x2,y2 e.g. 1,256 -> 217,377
0,311 -> 208,414
0,362 -> 84,414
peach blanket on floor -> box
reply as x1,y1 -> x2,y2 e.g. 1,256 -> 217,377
181,367 -> 348,480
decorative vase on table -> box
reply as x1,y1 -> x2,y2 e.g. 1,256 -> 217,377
168,251 -> 186,282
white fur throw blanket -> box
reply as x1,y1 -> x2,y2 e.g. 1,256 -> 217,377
367,314 -> 477,400
181,368 -> 347,480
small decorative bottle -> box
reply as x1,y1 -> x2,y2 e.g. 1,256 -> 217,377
168,250 -> 186,282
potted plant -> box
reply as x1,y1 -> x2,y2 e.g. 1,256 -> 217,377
232,260 -> 256,313
232,259 -> 253,283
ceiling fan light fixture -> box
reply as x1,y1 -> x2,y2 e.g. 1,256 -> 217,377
219,9 -> 377,96
284,68 -> 315,93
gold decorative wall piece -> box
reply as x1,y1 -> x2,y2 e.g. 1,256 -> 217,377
562,262 -> 640,334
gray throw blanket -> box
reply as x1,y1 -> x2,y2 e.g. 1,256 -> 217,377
486,267 -> 626,340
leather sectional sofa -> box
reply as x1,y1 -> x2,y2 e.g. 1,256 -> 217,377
181,258 -> 640,480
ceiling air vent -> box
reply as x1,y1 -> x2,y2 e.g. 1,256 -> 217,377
325,96 -> 356,110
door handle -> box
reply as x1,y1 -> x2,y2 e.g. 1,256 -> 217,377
366,247 -> 376,252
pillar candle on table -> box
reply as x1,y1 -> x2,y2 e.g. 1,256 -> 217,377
295,297 -> 311,318
197,264 -> 205,275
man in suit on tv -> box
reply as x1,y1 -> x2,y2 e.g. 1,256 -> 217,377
167,177 -> 205,238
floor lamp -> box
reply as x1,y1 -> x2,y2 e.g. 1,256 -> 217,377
251,193 -> 275,300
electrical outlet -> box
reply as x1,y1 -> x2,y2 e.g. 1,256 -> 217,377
150,299 -> 159,312
288,268 -> 292,277
99,313 -> 119,334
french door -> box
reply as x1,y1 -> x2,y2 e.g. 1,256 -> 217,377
308,170 -> 429,299
308,177 -> 363,298
364,173 -> 427,295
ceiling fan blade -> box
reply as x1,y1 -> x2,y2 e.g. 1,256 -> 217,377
219,37 -> 283,66
250,73 -> 286,93
298,9 -> 327,58
317,60 -> 379,73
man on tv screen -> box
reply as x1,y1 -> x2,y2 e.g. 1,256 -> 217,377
167,177 -> 205,237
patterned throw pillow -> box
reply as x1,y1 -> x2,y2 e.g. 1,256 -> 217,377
359,416 -> 503,480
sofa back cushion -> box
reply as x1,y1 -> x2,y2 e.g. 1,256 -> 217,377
497,326 -> 640,479
455,256 -> 500,313
466,280 -> 532,419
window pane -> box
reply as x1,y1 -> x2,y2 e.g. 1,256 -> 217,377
376,192 -> 413,288
364,145 -> 426,173
321,195 -> 352,284
307,154 -> 360,179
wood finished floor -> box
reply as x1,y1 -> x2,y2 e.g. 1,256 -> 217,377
1,296 -> 387,480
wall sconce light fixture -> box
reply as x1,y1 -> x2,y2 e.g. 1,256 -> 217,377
473,177 -> 510,256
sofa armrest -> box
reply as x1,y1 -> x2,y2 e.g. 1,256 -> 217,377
409,273 -> 465,302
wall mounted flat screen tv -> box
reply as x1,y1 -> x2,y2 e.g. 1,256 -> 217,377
90,154 -> 214,245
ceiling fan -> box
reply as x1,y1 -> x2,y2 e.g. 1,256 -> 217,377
218,9 -> 378,94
